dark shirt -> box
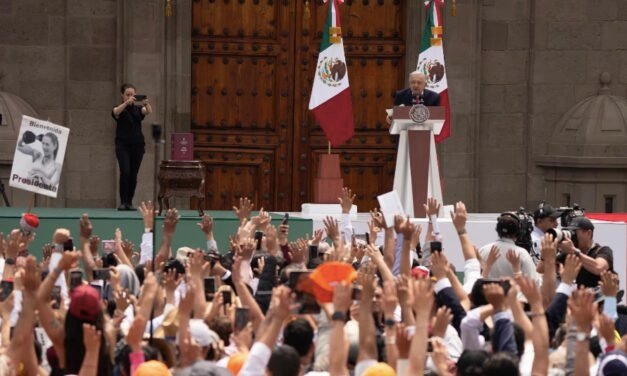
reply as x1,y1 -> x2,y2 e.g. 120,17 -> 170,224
393,88 -> 441,107
576,244 -> 613,288
112,104 -> 145,146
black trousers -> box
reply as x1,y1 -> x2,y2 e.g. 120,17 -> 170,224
115,143 -> 144,205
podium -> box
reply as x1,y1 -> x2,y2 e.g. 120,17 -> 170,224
390,106 -> 445,218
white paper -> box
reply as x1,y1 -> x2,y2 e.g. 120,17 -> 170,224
385,108 -> 393,117
377,191 -> 405,229
10,115 -> 70,198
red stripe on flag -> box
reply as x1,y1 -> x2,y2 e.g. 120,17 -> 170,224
435,90 -> 451,143
311,89 -> 354,147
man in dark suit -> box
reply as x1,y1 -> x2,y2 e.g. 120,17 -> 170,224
395,71 -> 441,106
387,71 -> 440,124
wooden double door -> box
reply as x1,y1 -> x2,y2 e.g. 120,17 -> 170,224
191,0 -> 409,211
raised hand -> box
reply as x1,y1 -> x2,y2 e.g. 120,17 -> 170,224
338,187 -> 356,214
310,228 -> 325,246
121,239 -> 135,259
162,208 -> 180,236
483,283 -> 506,312
22,256 -> 40,293
540,233 -> 558,262
396,275 -> 414,308
138,201 -> 155,231
430,251 -> 449,281
394,215 -> 416,238
52,228 -> 71,245
382,280 -> 399,319
233,197 -> 254,222
517,276 -> 542,308
114,289 -> 132,313
599,271 -> 619,298
506,249 -> 521,274
7,229 -> 26,259
423,197 -> 441,218
598,314 -> 617,346
333,281 -> 352,313
82,324 -> 101,350
79,213 -> 93,239
323,216 -> 340,242
126,313 -> 147,352
568,288 -> 596,332
409,224 -> 423,251
483,245 -> 500,277
561,254 -> 582,285
450,201 -> 467,233
197,214 -> 214,236
412,277 -> 434,316
369,208 -> 386,229
431,306 -> 453,338
237,237 -> 256,261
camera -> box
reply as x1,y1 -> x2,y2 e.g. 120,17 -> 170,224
546,227 -> 577,245
555,204 -> 585,228
497,208 -> 534,255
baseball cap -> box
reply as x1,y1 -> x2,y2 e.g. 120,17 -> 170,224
362,362 -> 396,376
411,266 -> 430,279
568,217 -> 595,231
598,351 -> 627,375
187,319 -> 220,347
533,204 -> 561,220
69,285 -> 100,323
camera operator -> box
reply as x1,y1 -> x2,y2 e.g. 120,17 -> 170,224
558,217 -> 613,288
531,203 -> 560,253
479,213 -> 539,282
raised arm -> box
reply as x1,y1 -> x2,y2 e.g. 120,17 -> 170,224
112,96 -> 134,117
357,265 -> 378,362
155,208 -> 180,267
407,277 -> 434,375
518,276 -> 549,376
79,214 -> 97,273
540,234 -> 558,308
232,256 -> 265,331
329,282 -> 351,376
394,215 -> 417,277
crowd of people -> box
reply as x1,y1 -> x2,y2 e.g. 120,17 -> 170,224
0,190 -> 624,376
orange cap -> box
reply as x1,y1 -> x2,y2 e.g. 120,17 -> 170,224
309,262 -> 357,303
362,362 -> 396,376
227,353 -> 248,375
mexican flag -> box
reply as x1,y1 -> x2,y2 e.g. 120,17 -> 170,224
417,0 -> 451,143
308,0 -> 354,147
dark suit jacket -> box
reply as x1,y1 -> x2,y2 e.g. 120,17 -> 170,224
393,88 -> 441,107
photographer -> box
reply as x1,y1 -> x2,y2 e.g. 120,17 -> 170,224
558,217 -> 613,288
112,83 -> 152,211
478,213 -> 539,282
531,203 -> 560,255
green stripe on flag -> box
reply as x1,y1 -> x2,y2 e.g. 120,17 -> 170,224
319,1 -> 333,51
420,1 -> 436,53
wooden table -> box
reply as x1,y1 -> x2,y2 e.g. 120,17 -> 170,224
157,160 -> 205,216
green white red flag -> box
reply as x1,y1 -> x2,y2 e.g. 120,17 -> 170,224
418,0 -> 451,143
308,0 -> 354,147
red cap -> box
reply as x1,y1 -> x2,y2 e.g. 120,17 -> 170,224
20,213 -> 39,233
69,285 -> 100,323
412,266 -> 430,279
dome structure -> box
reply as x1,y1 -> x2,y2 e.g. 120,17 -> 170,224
538,72 -> 627,167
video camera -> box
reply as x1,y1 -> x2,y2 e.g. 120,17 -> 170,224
497,208 -> 534,255
555,204 -> 585,228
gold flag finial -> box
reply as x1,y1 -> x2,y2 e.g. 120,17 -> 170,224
166,0 -> 173,17
451,0 -> 457,16
304,0 -> 310,20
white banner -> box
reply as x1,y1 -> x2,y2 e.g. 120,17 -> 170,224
10,115 -> 69,198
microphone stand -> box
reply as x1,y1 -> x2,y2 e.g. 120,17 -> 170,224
149,123 -> 162,344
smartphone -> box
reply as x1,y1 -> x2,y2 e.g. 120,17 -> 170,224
134,94 -> 147,101
204,252 -> 220,267
222,290 -> 232,306
431,241 -> 442,253
281,213 -> 289,226
51,286 -> 61,309
288,270 -> 311,291
70,270 -> 83,290
365,232 -> 370,245
63,238 -> 74,252
308,245 -> 318,261
234,307 -> 250,332
101,240 -> 116,255
0,281 -> 13,302
254,231 -> 263,251
90,283 -> 102,299
92,268 -> 111,281
204,277 -> 216,301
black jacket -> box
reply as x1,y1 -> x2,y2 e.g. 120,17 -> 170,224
393,88 -> 441,107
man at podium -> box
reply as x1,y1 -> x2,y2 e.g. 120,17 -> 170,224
394,71 -> 441,107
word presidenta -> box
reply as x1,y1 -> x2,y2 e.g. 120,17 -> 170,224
11,174 -> 57,192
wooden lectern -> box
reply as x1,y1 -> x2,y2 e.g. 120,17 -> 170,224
390,106 -> 445,218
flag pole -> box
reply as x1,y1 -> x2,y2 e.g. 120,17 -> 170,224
328,141 -> 331,155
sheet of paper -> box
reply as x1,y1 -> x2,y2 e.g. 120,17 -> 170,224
385,108 -> 393,117
377,190 -> 405,228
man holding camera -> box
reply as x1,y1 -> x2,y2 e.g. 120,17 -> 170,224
559,217 -> 613,288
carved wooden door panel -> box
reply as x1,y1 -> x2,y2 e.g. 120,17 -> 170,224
192,0 -> 406,211
191,0 -> 295,211
292,0 -> 406,211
